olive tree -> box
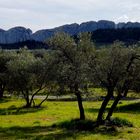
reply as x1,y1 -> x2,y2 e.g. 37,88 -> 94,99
89,42 -> 134,124
0,50 -> 16,98
7,48 -> 49,108
106,47 -> 140,121
47,32 -> 94,120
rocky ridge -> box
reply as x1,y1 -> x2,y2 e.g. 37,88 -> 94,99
1,20 -> 140,44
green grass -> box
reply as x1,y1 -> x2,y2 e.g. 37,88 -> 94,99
0,97 -> 140,140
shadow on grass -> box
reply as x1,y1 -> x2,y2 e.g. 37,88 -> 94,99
0,126 -> 77,140
51,119 -> 120,138
0,105 -> 44,115
0,97 -> 11,103
86,102 -> 140,114
86,107 -> 110,113
0,119 -> 121,140
115,102 -> 140,113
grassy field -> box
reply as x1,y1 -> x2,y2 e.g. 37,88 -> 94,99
0,97 -> 140,140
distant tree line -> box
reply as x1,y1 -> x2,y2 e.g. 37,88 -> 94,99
92,28 -> 140,44
0,32 -> 140,126
0,40 -> 48,49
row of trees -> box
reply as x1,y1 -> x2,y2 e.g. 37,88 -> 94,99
0,32 -> 140,125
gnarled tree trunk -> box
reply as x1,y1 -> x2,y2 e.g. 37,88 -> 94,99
0,83 -> 5,99
106,88 -> 129,121
96,87 -> 114,124
24,95 -> 32,108
75,92 -> 85,120
36,93 -> 50,108
75,85 -> 85,120
106,93 -> 122,121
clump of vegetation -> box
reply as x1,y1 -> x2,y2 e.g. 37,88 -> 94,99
53,119 -> 96,131
106,117 -> 133,127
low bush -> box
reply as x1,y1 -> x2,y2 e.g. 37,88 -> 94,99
107,117 -> 133,127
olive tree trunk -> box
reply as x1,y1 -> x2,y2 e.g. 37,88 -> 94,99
75,91 -> 85,120
96,87 -> 114,124
0,83 -> 5,99
106,88 -> 129,121
106,93 -> 122,121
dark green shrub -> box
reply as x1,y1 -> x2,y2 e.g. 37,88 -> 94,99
109,117 -> 133,127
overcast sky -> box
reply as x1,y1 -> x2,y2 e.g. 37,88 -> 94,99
0,0 -> 140,32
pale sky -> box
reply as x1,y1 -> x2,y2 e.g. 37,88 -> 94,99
0,0 -> 140,32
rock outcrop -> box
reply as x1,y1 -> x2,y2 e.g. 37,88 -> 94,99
1,20 -> 140,44
116,22 -> 140,29
0,27 -> 32,44
97,20 -> 115,29
31,20 -> 116,42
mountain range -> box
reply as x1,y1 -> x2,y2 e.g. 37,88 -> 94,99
1,20 -> 140,48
